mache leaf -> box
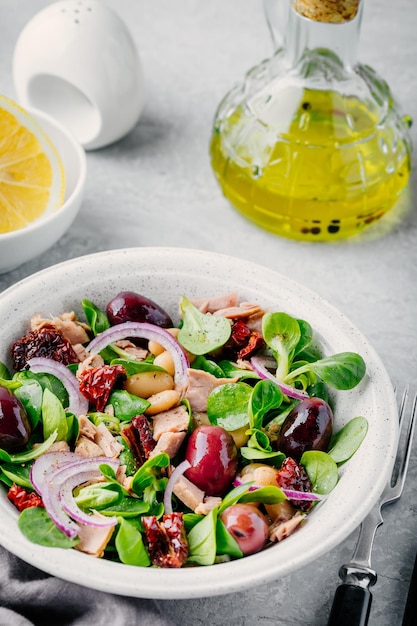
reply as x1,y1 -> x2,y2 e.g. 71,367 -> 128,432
18,507 -> 79,548
178,296 -> 231,355
328,416 -> 368,464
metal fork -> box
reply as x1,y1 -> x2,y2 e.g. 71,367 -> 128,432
327,387 -> 417,626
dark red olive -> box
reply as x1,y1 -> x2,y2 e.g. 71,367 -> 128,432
0,386 -> 31,451
220,503 -> 269,555
277,397 -> 333,460
106,291 -> 173,328
184,425 -> 238,496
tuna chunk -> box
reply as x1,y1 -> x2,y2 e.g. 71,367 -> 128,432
194,496 -> 222,515
113,339 -> 148,361
76,351 -> 105,371
173,474 -> 205,512
76,415 -> 123,458
31,311 -> 90,345
150,431 -> 186,459
78,415 -> 97,439
95,422 -> 124,458
73,343 -> 91,363
116,465 -> 133,491
191,292 -> 239,314
188,294 -> 265,335
75,436 -> 104,458
152,405 -> 189,441
269,511 -> 306,542
47,441 -> 70,453
75,515 -> 114,557
185,369 -> 237,413
213,302 -> 264,320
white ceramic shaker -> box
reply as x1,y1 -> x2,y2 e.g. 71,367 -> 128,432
13,0 -> 145,150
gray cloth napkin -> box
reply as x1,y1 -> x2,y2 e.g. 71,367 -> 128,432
0,546 -> 175,626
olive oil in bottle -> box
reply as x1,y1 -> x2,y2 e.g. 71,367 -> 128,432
210,0 -> 412,241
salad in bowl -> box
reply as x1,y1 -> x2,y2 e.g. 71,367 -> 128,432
0,248 -> 398,598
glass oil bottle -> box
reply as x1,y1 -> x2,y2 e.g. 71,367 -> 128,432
210,0 -> 412,241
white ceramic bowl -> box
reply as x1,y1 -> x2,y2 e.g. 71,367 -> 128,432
0,248 -> 398,599
0,106 -> 86,274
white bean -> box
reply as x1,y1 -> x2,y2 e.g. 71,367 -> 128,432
153,350 -> 175,376
144,390 -> 180,415
123,371 -> 174,399
148,328 -> 179,356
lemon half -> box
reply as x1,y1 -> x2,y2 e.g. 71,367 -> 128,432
0,95 -> 66,234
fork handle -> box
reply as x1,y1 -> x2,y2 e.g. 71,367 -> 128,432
402,552 -> 417,625
327,584 -> 372,626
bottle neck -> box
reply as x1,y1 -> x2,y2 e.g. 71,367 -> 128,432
284,2 -> 363,71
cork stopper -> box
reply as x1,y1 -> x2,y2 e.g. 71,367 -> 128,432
292,0 -> 360,23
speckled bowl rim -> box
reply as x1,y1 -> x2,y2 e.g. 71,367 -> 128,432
0,247 -> 398,599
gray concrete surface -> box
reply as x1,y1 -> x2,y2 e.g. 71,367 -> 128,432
0,1 -> 416,624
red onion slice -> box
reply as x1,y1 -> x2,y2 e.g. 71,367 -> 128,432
233,478 -> 322,502
250,356 -> 309,400
31,453 -> 119,538
30,451 -> 80,495
31,452 -> 82,538
233,477 -> 259,491
163,460 -> 191,514
27,357 -> 89,416
85,321 -> 189,388
41,482 -> 81,539
59,469 -> 119,528
281,488 -> 322,501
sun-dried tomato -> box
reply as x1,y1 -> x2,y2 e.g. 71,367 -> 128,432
11,328 -> 79,370
121,415 -> 156,466
78,364 -> 126,412
142,512 -> 188,568
231,319 -> 252,344
276,457 -> 313,512
237,330 -> 264,360
132,415 -> 156,458
7,484 -> 44,511
224,319 -> 265,361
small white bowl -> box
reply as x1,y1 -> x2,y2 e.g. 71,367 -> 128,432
0,106 -> 86,274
